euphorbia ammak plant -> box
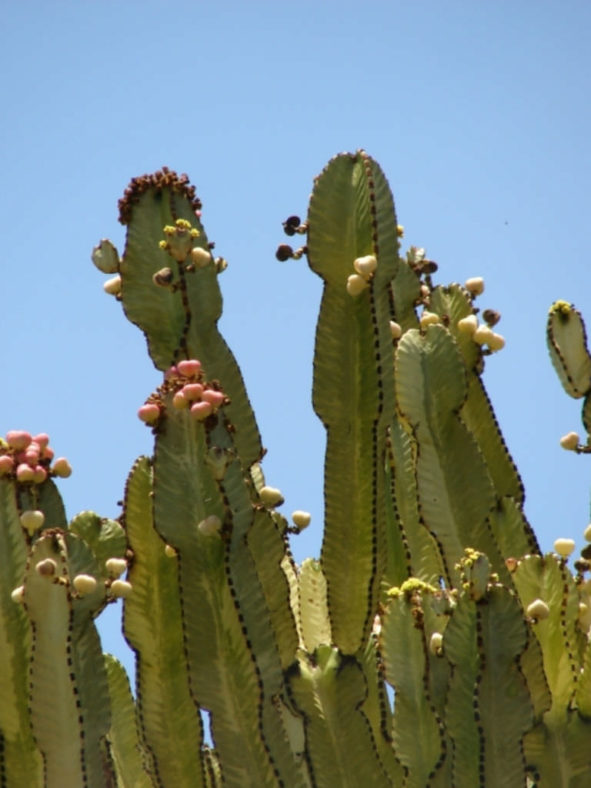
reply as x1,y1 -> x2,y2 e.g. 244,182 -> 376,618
1,152 -> 591,787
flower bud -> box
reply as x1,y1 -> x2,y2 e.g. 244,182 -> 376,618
105,557 -> 127,577
260,486 -> 284,507
346,274 -> 369,296
164,544 -> 177,558
554,538 -> 576,558
526,598 -> 550,621
110,579 -> 132,598
73,574 -> 97,594
465,277 -> 484,296
584,524 -> 591,542
560,432 -> 580,451
20,509 -> 45,535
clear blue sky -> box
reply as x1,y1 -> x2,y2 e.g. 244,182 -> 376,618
2,1 -> 590,678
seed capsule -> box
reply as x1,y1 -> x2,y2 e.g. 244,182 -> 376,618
291,510 -> 311,529
103,275 -> 122,295
260,486 -> 284,507
353,254 -> 377,279
201,389 -> 225,408
138,404 -> 161,424
172,390 -> 189,409
73,574 -> 97,594
20,509 -> 45,535
6,431 -> 32,451
190,247 -> 212,268
487,332 -> 505,351
346,274 -> 369,296
473,325 -> 494,346
110,579 -> 132,598
198,515 -> 221,536
33,466 -> 47,484
177,359 -> 202,378
181,383 -> 204,401
429,632 -> 444,655
457,315 -> 478,335
389,321 -> 402,340
11,586 -> 24,604
105,557 -> 127,577
465,277 -> 484,296
554,538 -> 576,558
52,458 -> 72,478
584,524 -> 591,542
527,598 -> 550,621
0,455 -> 14,475
16,464 -> 35,483
560,432 -> 580,451
190,401 -> 213,421
420,310 -> 440,329
36,558 -> 57,577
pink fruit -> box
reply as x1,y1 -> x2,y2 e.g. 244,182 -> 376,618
24,447 -> 40,467
181,383 -> 204,401
16,463 -> 35,482
0,455 -> 14,475
41,446 -> 54,461
52,458 -> 72,478
164,365 -> 179,380
6,431 -> 32,451
138,403 -> 161,424
190,401 -> 213,421
33,433 -> 50,450
177,359 -> 202,378
33,466 -> 47,484
201,389 -> 225,408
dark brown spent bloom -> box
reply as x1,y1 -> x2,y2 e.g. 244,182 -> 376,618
482,309 -> 501,327
276,244 -> 294,262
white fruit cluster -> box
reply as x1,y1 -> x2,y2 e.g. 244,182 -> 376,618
456,311 -> 505,352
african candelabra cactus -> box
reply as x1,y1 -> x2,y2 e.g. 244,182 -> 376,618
1,151 -> 591,787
